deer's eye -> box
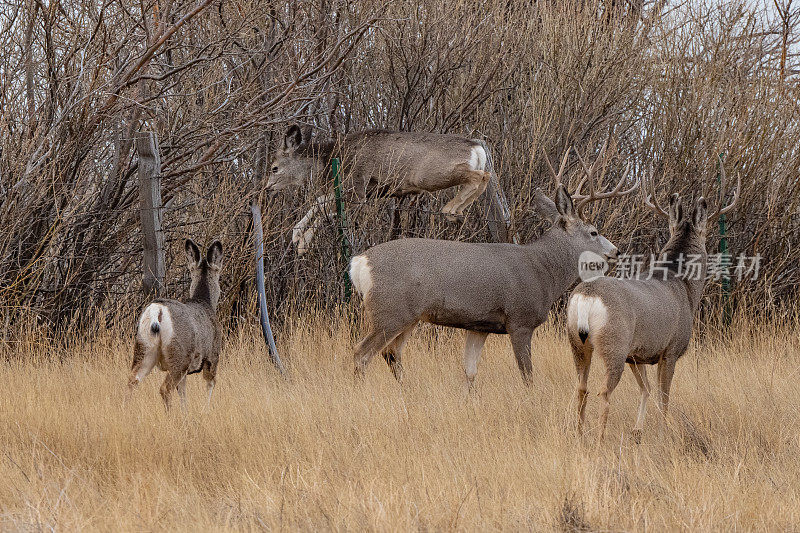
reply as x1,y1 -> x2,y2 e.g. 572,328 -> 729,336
272,166 -> 279,173
590,230 -> 599,237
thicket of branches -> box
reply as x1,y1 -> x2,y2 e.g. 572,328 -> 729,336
1,0 -> 799,335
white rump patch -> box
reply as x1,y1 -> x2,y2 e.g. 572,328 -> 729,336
136,303 -> 174,349
567,293 -> 608,342
349,255 -> 373,299
469,145 -> 487,171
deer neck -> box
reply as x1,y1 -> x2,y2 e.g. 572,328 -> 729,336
188,272 -> 219,310
303,139 -> 337,185
658,238 -> 707,312
313,139 -> 337,162
683,247 -> 707,311
524,228 -> 585,303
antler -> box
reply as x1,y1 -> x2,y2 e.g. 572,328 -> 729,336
572,140 -> 639,218
543,146 -> 571,190
709,154 -> 740,220
642,155 -> 740,220
642,164 -> 670,218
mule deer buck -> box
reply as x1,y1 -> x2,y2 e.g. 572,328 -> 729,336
128,239 -> 223,410
266,125 -> 493,254
349,145 -> 638,385
566,160 -> 739,441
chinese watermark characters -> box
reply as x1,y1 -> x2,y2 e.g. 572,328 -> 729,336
578,253 -> 761,282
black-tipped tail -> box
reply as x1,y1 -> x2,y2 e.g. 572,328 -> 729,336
150,322 -> 160,335
578,328 -> 589,344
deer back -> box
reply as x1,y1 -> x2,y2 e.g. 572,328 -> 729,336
267,127 -> 486,195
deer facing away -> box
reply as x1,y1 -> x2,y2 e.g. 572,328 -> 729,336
566,165 -> 739,441
267,125 -> 492,254
128,239 -> 223,410
348,146 -> 638,385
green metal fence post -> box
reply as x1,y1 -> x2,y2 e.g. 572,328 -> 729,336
332,158 -> 352,301
718,153 -> 732,325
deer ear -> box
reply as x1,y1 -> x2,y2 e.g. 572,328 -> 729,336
207,240 -> 223,270
283,125 -> 303,152
555,185 -> 575,219
185,239 -> 201,266
532,187 -> 559,222
693,197 -> 708,232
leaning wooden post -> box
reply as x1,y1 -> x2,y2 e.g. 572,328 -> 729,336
251,201 -> 287,375
136,132 -> 165,297
332,158 -> 352,301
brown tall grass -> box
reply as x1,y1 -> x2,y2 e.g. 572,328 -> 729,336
2,315 -> 799,530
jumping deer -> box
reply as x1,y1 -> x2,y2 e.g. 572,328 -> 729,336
128,239 -> 223,410
266,125 -> 493,254
348,145 -> 638,385
566,161 -> 739,441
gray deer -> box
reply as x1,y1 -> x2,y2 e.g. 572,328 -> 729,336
348,146 -> 638,385
566,163 -> 739,441
128,239 -> 223,410
266,125 -> 493,254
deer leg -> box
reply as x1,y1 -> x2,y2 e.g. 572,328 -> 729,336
128,340 -> 158,391
293,194 -> 335,255
202,360 -> 218,406
656,357 -> 676,418
508,327 -> 533,385
571,343 -> 592,435
441,168 -> 490,218
300,198 -> 339,255
354,325 -> 406,379
292,203 -> 319,245
292,194 -> 331,243
458,171 -> 491,213
381,325 -> 414,382
629,362 -> 650,443
159,372 -> 178,411
597,355 -> 625,442
464,330 -> 489,391
176,374 -> 188,411
389,196 -> 406,240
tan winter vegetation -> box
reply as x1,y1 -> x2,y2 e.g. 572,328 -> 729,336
2,316 -> 800,530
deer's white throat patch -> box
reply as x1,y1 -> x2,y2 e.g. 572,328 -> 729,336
349,255 -> 374,298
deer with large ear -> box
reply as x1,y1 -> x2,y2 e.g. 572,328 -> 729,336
128,239 -> 224,410
348,144 -> 638,387
566,157 -> 739,442
266,124 -> 498,253
282,124 -> 306,154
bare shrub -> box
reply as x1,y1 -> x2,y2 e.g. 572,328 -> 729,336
1,0 -> 798,333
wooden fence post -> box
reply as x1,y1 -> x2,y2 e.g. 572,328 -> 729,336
136,132 -> 165,297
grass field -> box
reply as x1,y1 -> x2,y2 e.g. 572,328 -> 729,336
1,316 -> 799,531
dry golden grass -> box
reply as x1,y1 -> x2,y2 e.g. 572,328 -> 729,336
1,316 -> 799,531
